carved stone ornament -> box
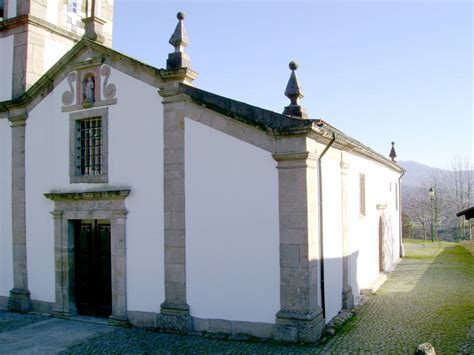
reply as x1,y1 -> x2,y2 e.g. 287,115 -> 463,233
62,72 -> 77,106
101,65 -> 116,99
62,62 -> 117,113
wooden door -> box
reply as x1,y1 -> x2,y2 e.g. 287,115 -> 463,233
74,220 -> 112,318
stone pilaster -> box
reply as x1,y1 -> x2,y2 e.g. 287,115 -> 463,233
273,145 -> 324,343
8,113 -> 31,313
377,204 -> 387,272
109,209 -> 129,325
157,88 -> 192,332
51,211 -> 77,318
157,15 -> 196,325
340,160 -> 354,309
16,0 -> 30,16
12,31 -> 29,99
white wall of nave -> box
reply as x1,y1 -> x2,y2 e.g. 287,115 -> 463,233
185,117 -> 280,324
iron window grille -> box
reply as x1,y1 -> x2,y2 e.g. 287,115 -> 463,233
76,117 -> 102,176
69,107 -> 108,184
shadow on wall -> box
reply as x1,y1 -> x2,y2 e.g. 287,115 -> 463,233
322,250 -> 359,322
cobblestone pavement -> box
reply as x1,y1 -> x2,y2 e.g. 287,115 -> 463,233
0,241 -> 472,354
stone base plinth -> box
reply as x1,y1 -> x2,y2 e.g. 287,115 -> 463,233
109,315 -> 131,327
342,287 -> 354,310
275,309 -> 325,343
157,301 -> 192,332
8,288 -> 32,313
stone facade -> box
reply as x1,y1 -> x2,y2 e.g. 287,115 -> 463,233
0,5 -> 404,344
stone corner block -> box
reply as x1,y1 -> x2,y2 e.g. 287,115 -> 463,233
8,288 -> 32,313
108,316 -> 131,328
156,312 -> 193,333
275,308 -> 325,343
342,287 -> 354,310
157,301 -> 192,332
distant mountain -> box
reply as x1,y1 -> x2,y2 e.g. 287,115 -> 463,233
398,161 -> 448,188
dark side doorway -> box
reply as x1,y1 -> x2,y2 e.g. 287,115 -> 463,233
74,220 -> 112,318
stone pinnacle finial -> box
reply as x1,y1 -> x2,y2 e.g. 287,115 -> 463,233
283,61 -> 308,119
389,142 -> 397,162
81,0 -> 105,43
166,11 -> 191,70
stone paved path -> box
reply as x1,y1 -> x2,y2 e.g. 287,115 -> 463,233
0,241 -> 472,354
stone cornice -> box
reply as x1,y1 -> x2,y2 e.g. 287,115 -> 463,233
272,152 -> 319,169
44,189 -> 130,201
159,68 -> 198,84
272,152 -> 318,162
0,15 -> 82,42
8,114 -> 28,127
8,112 -> 28,127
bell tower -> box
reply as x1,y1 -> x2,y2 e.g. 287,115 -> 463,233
0,0 -> 114,100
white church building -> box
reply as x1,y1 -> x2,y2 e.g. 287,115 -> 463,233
0,0 -> 404,343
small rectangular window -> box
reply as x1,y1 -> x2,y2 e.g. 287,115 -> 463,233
360,173 -> 366,216
76,117 -> 102,176
395,183 -> 398,211
69,107 -> 108,184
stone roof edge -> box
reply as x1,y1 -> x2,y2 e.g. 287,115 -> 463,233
179,83 -> 313,134
0,38 -> 163,114
312,122 -> 404,173
179,83 -> 402,173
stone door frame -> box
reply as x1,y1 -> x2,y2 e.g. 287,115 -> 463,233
44,189 -> 130,325
377,204 -> 387,273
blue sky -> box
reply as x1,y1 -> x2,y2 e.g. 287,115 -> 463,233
113,0 -> 472,169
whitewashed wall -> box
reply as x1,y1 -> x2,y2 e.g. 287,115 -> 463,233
0,36 -> 14,101
346,152 -> 400,300
0,119 -> 13,297
25,66 -> 165,311
321,157 -> 343,322
185,118 -> 280,324
107,68 -> 164,313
